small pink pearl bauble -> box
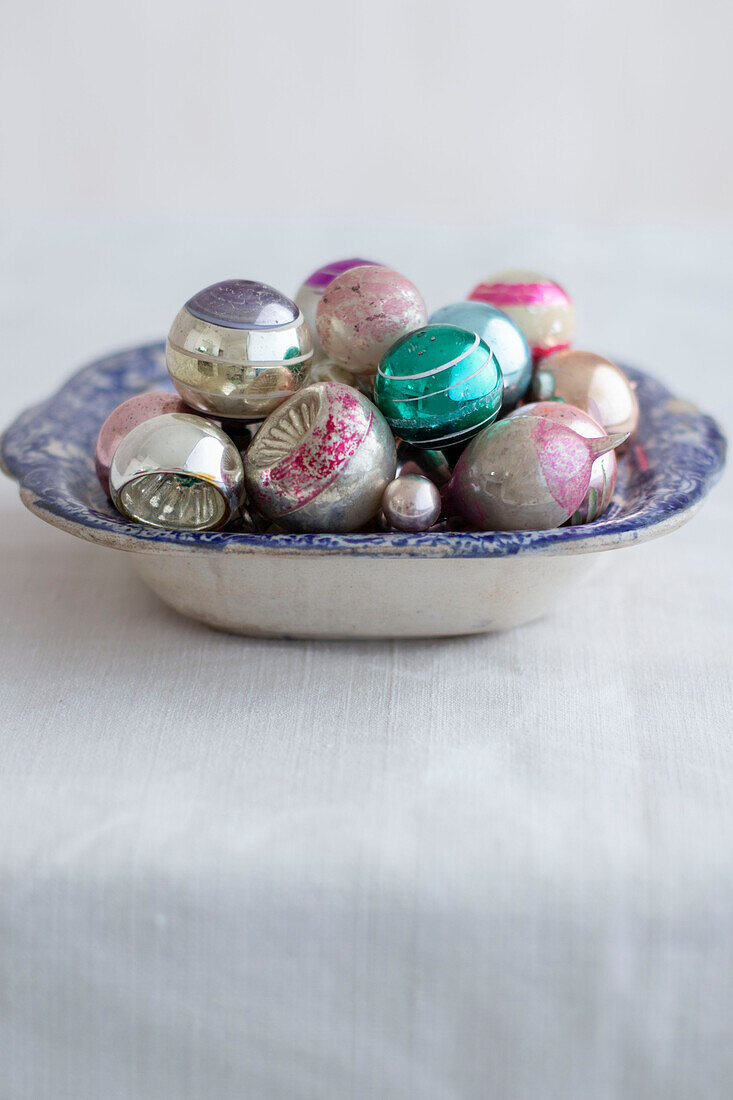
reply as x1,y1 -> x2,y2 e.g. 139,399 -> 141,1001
316,265 -> 427,376
95,392 -> 190,495
468,269 -> 574,360
531,350 -> 640,439
505,401 -> 617,523
382,475 -> 442,532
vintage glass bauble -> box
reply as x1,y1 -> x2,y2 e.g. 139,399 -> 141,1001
468,269 -> 574,360
374,324 -> 503,447
316,265 -> 427,376
296,258 -> 379,351
244,382 -> 396,533
166,279 -> 313,420
109,413 -> 245,531
531,350 -> 640,439
430,300 -> 532,406
506,401 -> 617,523
447,415 -> 626,531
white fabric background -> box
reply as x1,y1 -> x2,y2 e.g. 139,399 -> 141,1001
3,0 -> 732,223
1,219 -> 731,1099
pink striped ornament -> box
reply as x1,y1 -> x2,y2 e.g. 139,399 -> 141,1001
468,269 -> 575,360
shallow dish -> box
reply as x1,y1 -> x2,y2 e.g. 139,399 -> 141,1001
1,343 -> 726,638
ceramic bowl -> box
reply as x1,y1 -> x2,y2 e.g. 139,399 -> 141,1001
1,344 -> 726,638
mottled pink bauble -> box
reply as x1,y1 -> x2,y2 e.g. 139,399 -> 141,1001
447,415 -> 624,531
316,265 -> 427,375
468,269 -> 574,360
94,392 -> 191,495
505,401 -> 617,523
295,257 -> 380,352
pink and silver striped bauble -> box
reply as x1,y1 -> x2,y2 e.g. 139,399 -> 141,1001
468,269 -> 575,360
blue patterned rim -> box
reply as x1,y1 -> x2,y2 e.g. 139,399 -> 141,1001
0,342 -> 726,558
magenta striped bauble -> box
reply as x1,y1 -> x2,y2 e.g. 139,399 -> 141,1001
468,269 -> 575,360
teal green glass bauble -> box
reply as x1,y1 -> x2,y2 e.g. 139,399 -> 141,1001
374,324 -> 503,447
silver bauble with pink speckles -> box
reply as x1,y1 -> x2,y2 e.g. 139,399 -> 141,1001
243,382 -> 396,533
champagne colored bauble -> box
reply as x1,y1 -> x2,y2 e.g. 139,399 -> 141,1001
382,475 -> 442,532
531,350 -> 640,438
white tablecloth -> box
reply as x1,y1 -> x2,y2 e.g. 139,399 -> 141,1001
1,220 -> 731,1099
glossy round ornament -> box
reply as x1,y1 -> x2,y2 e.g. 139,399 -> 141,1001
316,265 -> 427,375
506,401 -> 617,523
430,300 -> 532,406
374,323 -> 503,448
381,475 -> 442,532
468,269 -> 574,360
244,382 -> 396,533
295,258 -> 378,352
166,279 -> 313,420
447,415 -> 627,531
94,391 -> 190,495
531,350 -> 640,438
109,413 -> 245,531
